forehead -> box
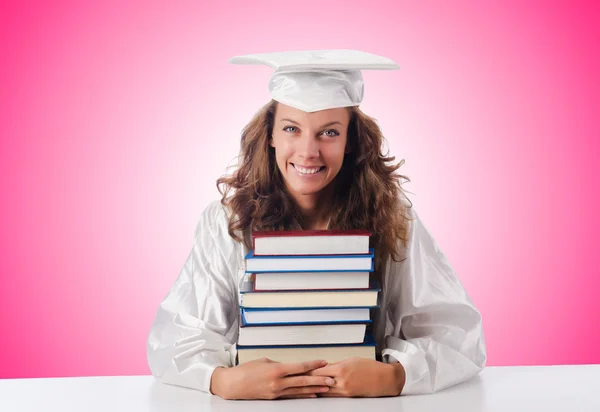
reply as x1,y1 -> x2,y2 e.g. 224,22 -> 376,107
275,103 -> 350,125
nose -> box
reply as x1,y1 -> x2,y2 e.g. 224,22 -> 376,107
297,133 -> 319,159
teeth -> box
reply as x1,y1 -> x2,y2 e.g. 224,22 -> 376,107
294,165 -> 321,174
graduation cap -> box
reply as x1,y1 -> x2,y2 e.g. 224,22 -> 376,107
228,49 -> 399,113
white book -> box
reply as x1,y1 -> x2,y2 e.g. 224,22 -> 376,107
237,337 -> 377,364
252,230 -> 371,256
254,271 -> 370,291
237,323 -> 367,346
239,280 -> 380,308
244,249 -> 374,272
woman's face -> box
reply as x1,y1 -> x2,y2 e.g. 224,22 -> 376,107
270,103 -> 350,204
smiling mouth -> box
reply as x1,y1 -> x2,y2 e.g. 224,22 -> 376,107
291,163 -> 326,175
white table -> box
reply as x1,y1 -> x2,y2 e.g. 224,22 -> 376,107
1,365 -> 599,411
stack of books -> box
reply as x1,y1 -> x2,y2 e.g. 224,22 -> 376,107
236,229 -> 380,364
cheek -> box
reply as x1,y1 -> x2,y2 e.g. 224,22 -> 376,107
275,142 -> 294,161
273,146 -> 291,171
324,147 -> 346,168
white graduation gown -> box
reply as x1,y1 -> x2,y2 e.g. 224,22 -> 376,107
146,199 -> 487,395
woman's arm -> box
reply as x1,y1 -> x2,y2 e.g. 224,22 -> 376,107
382,206 -> 487,395
146,201 -> 239,393
146,201 -> 335,399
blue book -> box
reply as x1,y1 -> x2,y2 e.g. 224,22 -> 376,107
237,322 -> 368,346
244,248 -> 375,273
240,306 -> 373,326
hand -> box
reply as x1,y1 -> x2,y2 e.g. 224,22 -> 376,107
307,357 -> 405,398
209,358 -> 336,400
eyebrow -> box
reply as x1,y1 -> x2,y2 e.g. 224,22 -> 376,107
279,118 -> 343,128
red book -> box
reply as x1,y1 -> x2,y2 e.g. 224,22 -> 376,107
251,229 -> 371,256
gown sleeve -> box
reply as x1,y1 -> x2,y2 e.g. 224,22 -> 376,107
381,205 -> 487,395
146,200 -> 241,394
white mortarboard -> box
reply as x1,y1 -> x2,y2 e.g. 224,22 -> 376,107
228,49 -> 399,113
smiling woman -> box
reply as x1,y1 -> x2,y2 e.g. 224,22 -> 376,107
270,105 -> 350,229
215,97 -> 410,268
146,50 -> 487,400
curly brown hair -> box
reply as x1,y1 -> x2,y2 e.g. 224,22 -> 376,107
217,100 -> 413,278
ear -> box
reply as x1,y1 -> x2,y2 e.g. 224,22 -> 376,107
344,142 -> 352,154
269,135 -> 275,148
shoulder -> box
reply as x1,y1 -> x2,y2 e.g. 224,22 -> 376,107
398,192 -> 415,215
397,192 -> 417,230
191,199 -> 246,284
389,193 -> 419,256
193,199 -> 233,241
397,195 -> 445,255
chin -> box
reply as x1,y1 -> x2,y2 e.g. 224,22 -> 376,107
291,188 -> 318,196
292,185 -> 328,196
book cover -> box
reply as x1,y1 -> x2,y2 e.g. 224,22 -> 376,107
236,335 -> 377,364
253,270 -> 371,291
237,323 -> 367,346
240,278 -> 381,295
240,307 -> 373,327
237,334 -> 376,350
252,229 -> 371,238
244,248 -> 375,272
239,279 -> 381,309
251,229 -> 372,256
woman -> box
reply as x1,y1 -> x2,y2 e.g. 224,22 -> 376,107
146,50 -> 487,400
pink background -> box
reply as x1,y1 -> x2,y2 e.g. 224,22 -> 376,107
1,1 -> 598,379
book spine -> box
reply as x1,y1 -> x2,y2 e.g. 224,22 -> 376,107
240,319 -> 372,327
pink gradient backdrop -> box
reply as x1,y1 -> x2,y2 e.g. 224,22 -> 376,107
0,1 -> 598,379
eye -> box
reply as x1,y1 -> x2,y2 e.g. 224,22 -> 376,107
322,129 -> 340,137
283,126 -> 299,133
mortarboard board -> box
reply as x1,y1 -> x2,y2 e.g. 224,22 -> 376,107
228,49 -> 399,113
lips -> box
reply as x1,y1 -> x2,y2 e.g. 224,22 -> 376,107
291,163 -> 325,175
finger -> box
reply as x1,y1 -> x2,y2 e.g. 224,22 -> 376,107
278,385 -> 330,397
278,393 -> 318,399
319,384 -> 351,397
317,385 -> 348,396
281,375 -> 336,389
281,360 -> 328,376
254,357 -> 275,364
318,392 -> 348,397
305,365 -> 338,377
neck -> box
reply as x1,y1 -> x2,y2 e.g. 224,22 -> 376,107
290,187 -> 334,231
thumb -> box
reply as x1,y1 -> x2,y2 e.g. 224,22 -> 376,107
256,357 -> 275,364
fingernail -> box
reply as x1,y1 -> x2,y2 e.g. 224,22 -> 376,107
321,386 -> 330,392
325,378 -> 335,385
